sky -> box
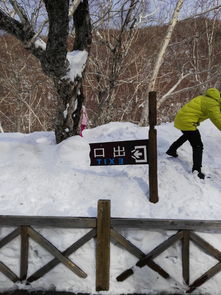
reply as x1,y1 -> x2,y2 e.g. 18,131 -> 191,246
148,0 -> 221,25
0,120 -> 221,294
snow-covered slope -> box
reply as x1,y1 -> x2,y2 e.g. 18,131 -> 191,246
0,121 -> 220,294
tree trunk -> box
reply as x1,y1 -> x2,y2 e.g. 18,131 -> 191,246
54,0 -> 92,143
0,0 -> 92,143
53,78 -> 84,143
139,0 -> 184,126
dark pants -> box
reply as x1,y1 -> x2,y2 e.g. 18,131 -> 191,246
168,130 -> 203,171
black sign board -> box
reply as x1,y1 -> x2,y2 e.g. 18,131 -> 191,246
89,139 -> 148,166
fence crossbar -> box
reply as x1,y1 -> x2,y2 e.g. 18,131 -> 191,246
1,216 -> 221,231
27,228 -> 96,283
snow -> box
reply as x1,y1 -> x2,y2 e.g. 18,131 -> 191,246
32,44 -> 88,82
63,103 -> 69,119
0,120 -> 221,294
33,43 -> 87,83
34,38 -> 46,51
64,50 -> 88,82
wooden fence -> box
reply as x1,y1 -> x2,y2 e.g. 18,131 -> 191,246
0,199 -> 221,294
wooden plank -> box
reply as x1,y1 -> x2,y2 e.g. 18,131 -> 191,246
27,228 -> 96,283
111,228 -> 169,280
182,230 -> 190,285
1,215 -> 221,231
20,226 -> 29,281
111,228 -> 145,258
187,262 -> 221,293
0,216 -> 96,228
116,268 -> 134,282
111,218 -> 221,231
149,91 -> 157,127
137,230 -> 183,267
148,127 -> 158,203
116,260 -> 170,282
190,231 -> 221,261
148,91 -> 158,204
0,228 -> 20,249
96,200 -> 110,291
146,259 -> 170,279
27,226 -> 87,278
117,231 -> 183,281
0,261 -> 19,282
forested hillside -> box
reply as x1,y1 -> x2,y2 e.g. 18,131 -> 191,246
1,17 -> 221,133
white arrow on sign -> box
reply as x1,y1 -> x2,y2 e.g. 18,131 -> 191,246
131,145 -> 147,163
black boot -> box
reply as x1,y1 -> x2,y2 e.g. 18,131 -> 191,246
192,169 -> 205,179
192,146 -> 204,179
166,148 -> 178,157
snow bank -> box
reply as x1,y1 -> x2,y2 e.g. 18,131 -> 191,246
0,121 -> 220,294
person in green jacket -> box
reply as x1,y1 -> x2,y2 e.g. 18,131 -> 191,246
166,88 -> 221,179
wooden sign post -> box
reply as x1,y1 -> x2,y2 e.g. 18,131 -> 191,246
96,200 -> 111,291
148,91 -> 159,203
89,92 -> 158,204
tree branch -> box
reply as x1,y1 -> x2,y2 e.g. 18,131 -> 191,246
0,8 -> 34,42
29,19 -> 48,44
157,72 -> 190,108
180,5 -> 221,23
73,0 -> 92,51
0,8 -> 46,63
0,122 -> 4,133
9,0 -> 29,24
69,0 -> 82,19
43,0 -> 69,77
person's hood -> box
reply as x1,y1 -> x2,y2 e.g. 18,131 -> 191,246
204,88 -> 221,103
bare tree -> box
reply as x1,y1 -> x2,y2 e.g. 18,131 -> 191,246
1,0 -> 221,135
0,35 -> 57,132
0,0 -> 92,143
138,0 -> 221,126
156,1 -> 221,123
85,0 -> 153,126
139,0 -> 184,126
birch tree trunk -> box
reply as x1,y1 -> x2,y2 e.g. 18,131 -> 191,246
139,0 -> 184,126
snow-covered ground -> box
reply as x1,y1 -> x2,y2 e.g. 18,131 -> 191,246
0,120 -> 221,294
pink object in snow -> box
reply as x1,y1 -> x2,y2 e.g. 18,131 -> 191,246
81,106 -> 88,125
80,106 -> 88,137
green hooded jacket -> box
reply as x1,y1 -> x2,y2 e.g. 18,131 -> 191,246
174,88 -> 221,131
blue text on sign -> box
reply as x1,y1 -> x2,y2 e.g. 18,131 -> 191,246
96,158 -> 125,165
